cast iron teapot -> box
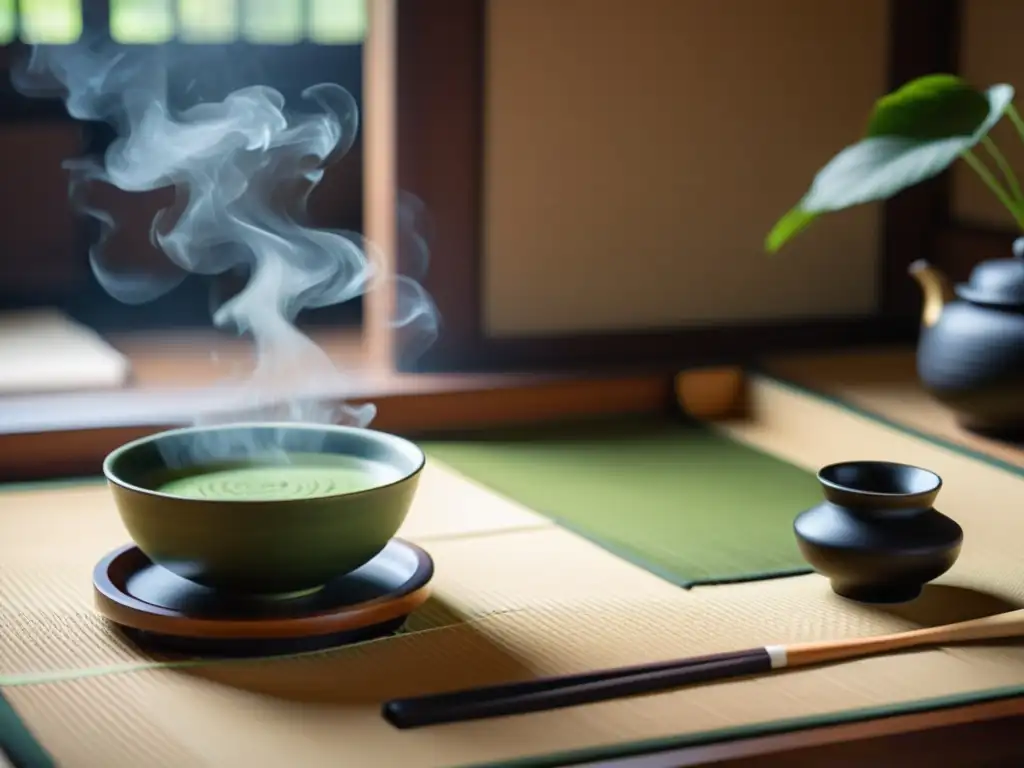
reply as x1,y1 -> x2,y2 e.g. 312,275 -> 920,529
909,240 -> 1024,434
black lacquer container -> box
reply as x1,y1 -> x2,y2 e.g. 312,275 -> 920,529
794,461 -> 963,603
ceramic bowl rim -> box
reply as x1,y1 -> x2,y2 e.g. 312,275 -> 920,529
816,460 -> 942,498
102,421 -> 426,505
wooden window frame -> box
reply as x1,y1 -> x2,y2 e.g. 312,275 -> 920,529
392,0 -> 961,374
0,0 -> 966,430
0,0 -> 967,437
938,223 -> 1017,281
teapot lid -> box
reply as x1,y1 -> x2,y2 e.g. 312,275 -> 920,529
955,237 -> 1024,307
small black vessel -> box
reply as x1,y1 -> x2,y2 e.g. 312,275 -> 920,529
909,240 -> 1024,436
794,460 -> 962,603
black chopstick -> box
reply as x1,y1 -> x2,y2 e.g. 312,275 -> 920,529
382,647 -> 772,729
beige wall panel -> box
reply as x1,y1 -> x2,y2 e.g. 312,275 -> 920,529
482,0 -> 886,337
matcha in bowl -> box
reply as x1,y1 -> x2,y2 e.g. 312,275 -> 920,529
103,422 -> 425,597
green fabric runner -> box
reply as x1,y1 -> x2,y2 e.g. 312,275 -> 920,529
0,689 -> 53,768
423,415 -> 820,587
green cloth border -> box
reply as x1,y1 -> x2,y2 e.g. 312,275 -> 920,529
0,476 -> 106,493
755,370 -> 1024,479
465,683 -> 1024,767
0,377 -> 1021,767
505,507 -> 813,589
0,690 -> 54,768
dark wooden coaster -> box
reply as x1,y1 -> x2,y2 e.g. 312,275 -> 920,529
93,538 -> 434,657
116,617 -> 412,658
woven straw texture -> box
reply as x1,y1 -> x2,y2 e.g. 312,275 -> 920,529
2,378 -> 1024,767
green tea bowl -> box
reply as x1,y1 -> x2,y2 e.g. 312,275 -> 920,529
102,422 -> 426,596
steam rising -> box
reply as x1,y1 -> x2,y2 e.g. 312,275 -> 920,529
13,40 -> 438,458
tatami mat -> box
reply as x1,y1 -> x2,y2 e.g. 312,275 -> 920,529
3,378 -> 1024,767
5,567 -> 1024,768
762,352 -> 1024,472
0,493 -> 677,683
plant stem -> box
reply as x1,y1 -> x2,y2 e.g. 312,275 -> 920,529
981,136 -> 1024,205
962,149 -> 1024,229
1007,104 -> 1024,146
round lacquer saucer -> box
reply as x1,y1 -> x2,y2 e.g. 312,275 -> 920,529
92,538 -> 434,657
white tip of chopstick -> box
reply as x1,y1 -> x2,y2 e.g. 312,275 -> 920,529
765,645 -> 789,669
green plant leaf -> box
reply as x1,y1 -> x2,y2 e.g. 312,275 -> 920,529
866,74 -> 991,140
765,206 -> 818,254
801,135 -> 968,211
804,83 -> 1013,212
766,81 -> 1014,252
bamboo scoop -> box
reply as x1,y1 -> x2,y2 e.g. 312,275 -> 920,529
383,608 -> 1024,729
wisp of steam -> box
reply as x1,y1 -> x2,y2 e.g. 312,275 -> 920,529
13,39 -> 438,466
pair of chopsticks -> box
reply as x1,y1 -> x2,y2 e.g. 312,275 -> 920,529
382,607 -> 1024,729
